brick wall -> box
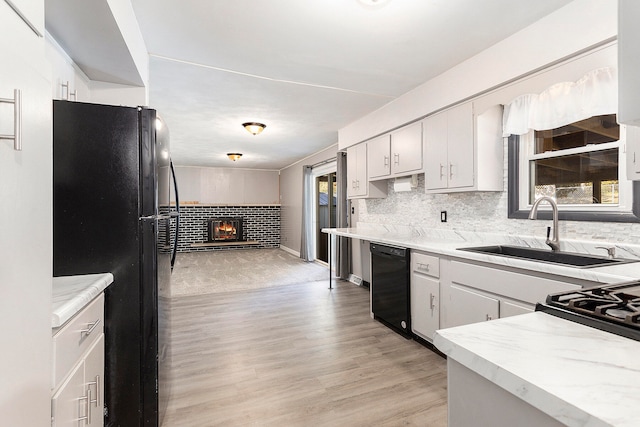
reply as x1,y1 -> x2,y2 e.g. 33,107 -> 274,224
174,205 -> 280,252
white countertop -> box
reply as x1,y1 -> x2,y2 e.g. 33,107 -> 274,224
52,273 -> 114,328
434,312 -> 640,427
323,227 -> 640,284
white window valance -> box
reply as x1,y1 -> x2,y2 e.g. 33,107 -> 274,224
502,67 -> 617,137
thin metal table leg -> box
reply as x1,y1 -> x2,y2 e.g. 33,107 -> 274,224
328,234 -> 332,289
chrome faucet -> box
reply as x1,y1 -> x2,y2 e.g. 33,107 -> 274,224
529,196 -> 560,252
595,246 -> 616,259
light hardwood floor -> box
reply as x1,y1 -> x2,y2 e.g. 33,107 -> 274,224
162,279 -> 448,426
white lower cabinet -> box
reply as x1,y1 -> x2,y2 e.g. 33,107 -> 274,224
52,294 -> 105,427
448,285 -> 499,328
411,273 -> 440,341
500,300 -> 534,318
410,251 -> 440,341
51,335 -> 104,427
442,259 -> 585,329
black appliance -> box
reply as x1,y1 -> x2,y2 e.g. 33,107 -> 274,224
370,243 -> 411,337
53,100 -> 180,426
536,281 -> 640,341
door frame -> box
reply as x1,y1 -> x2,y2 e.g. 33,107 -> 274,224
307,161 -> 336,263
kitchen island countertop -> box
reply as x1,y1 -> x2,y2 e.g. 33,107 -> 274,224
52,273 -> 113,328
434,312 -> 640,427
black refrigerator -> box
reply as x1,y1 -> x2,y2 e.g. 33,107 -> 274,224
53,100 -> 180,426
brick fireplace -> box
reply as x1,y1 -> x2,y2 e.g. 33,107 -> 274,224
173,205 -> 280,252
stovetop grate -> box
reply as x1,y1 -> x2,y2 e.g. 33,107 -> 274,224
536,281 -> 640,341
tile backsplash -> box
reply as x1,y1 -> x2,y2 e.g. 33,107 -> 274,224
358,170 -> 640,246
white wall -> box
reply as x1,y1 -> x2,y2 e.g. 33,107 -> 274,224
339,0 -> 617,148
279,145 -> 338,255
173,166 -> 280,205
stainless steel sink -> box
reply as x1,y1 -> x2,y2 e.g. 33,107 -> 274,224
458,245 -> 637,268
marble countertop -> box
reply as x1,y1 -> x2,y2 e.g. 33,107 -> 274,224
323,227 -> 640,284
52,273 -> 114,328
434,312 -> 640,427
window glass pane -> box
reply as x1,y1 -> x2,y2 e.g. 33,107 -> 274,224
534,114 -> 619,154
529,148 -> 619,205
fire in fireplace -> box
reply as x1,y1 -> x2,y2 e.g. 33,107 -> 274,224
207,217 -> 244,242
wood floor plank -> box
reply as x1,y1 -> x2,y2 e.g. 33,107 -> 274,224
162,278 -> 447,426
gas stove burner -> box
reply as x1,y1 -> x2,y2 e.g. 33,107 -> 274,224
535,281 -> 640,341
604,308 -> 630,319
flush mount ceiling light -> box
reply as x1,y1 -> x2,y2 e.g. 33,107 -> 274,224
242,122 -> 266,135
227,153 -> 242,161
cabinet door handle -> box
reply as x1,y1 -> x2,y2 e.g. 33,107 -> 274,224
417,262 -> 430,272
80,319 -> 101,337
429,293 -> 435,310
449,162 -> 454,179
394,153 -> 400,165
62,81 -> 70,100
78,388 -> 91,424
87,375 -> 100,408
384,155 -> 389,166
439,163 -> 445,180
0,89 -> 22,151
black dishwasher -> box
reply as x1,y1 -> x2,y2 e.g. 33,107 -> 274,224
371,243 -> 411,338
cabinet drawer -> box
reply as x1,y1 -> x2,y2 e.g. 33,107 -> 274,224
412,252 -> 440,278
52,293 -> 104,389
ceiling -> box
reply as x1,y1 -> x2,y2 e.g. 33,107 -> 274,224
47,0 -> 575,170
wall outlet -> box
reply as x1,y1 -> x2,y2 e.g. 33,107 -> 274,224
440,211 -> 447,222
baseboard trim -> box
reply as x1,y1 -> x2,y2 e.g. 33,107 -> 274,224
279,245 -> 300,258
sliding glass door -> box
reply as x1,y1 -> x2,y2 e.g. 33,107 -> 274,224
316,172 -> 336,263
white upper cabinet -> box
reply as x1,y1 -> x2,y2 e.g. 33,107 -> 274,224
367,134 -> 391,179
618,0 -> 640,127
46,36 -> 90,102
391,121 -> 423,176
1,1 -> 52,426
5,0 -> 44,37
424,109 -> 449,190
347,143 -> 368,198
424,102 -> 503,193
347,143 -> 387,199
626,125 -> 640,180
367,121 -> 423,180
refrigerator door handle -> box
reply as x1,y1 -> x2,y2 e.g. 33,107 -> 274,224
170,159 -> 180,271
139,214 -> 171,221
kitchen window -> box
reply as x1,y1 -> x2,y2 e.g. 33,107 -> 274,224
505,68 -> 640,222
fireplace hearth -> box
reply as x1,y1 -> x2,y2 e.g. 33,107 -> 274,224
207,217 -> 244,242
